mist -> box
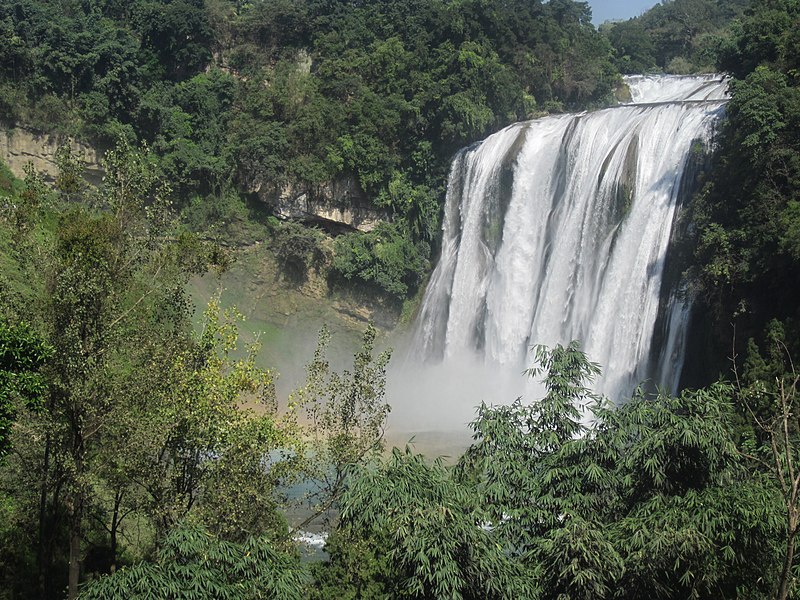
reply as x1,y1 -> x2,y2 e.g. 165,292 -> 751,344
386,340 -> 545,432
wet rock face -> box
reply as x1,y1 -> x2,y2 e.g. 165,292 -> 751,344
0,127 -> 103,184
615,82 -> 633,103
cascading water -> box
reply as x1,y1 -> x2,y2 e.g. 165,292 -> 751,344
404,75 -> 728,421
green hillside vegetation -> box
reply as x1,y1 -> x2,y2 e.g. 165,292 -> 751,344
684,0 -> 800,386
2,0 -> 800,598
601,0 -> 750,73
0,0 -> 617,302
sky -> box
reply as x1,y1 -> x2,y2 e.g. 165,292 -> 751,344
589,0 -> 660,25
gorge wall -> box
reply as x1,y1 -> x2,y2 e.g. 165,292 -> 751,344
0,125 -> 384,233
0,127 -> 103,184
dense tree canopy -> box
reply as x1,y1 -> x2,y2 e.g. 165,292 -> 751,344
0,0 -> 619,301
601,0 -> 749,73
311,344 -> 790,600
685,0 -> 800,380
3,0 -> 800,597
0,141 -> 306,599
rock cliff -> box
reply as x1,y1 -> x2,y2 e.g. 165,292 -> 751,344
256,178 -> 387,233
1,125 -> 386,232
0,127 -> 103,184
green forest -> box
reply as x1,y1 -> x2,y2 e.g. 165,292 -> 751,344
1,0 -> 800,598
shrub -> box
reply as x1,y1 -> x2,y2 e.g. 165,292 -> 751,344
271,220 -> 327,282
332,222 -> 429,300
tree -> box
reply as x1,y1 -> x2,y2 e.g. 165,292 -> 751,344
599,383 -> 780,599
318,447 -> 531,600
292,323 -> 391,528
603,19 -> 657,74
459,342 -> 624,599
0,320 -> 49,456
456,342 -> 781,599
45,206 -> 144,599
116,297 -> 305,544
0,320 -> 51,596
0,139 -> 234,598
270,220 -> 327,284
735,327 -> 800,600
135,0 -> 214,81
332,222 -> 430,301
77,522 -> 307,600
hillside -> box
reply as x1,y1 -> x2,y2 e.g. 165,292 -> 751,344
1,0 -> 618,307
601,0 -> 749,73
3,0 -> 800,599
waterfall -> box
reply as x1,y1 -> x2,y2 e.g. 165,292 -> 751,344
409,74 -> 728,407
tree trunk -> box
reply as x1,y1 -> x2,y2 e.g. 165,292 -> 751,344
37,433 -> 52,598
68,500 -> 82,600
109,490 -> 122,573
777,518 -> 797,600
67,444 -> 85,600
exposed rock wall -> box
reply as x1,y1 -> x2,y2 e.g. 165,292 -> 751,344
1,125 -> 386,232
261,178 -> 387,232
0,127 -> 103,184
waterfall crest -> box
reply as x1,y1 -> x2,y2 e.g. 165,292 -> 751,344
410,74 -> 728,405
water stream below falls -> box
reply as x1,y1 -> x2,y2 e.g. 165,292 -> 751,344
390,75 -> 729,433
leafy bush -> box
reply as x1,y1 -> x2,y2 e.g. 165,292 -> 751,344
0,84 -> 24,124
182,190 -> 268,243
0,161 -> 16,198
331,222 -> 429,300
0,319 -> 50,455
322,447 -> 530,600
270,220 -> 328,282
78,523 -> 308,600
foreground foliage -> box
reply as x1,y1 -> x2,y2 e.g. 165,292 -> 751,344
315,343 -> 789,600
0,144 -> 305,599
78,523 -> 307,600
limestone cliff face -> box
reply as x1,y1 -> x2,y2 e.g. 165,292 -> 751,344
1,125 -> 386,232
0,127 -> 103,184
258,178 -> 388,233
